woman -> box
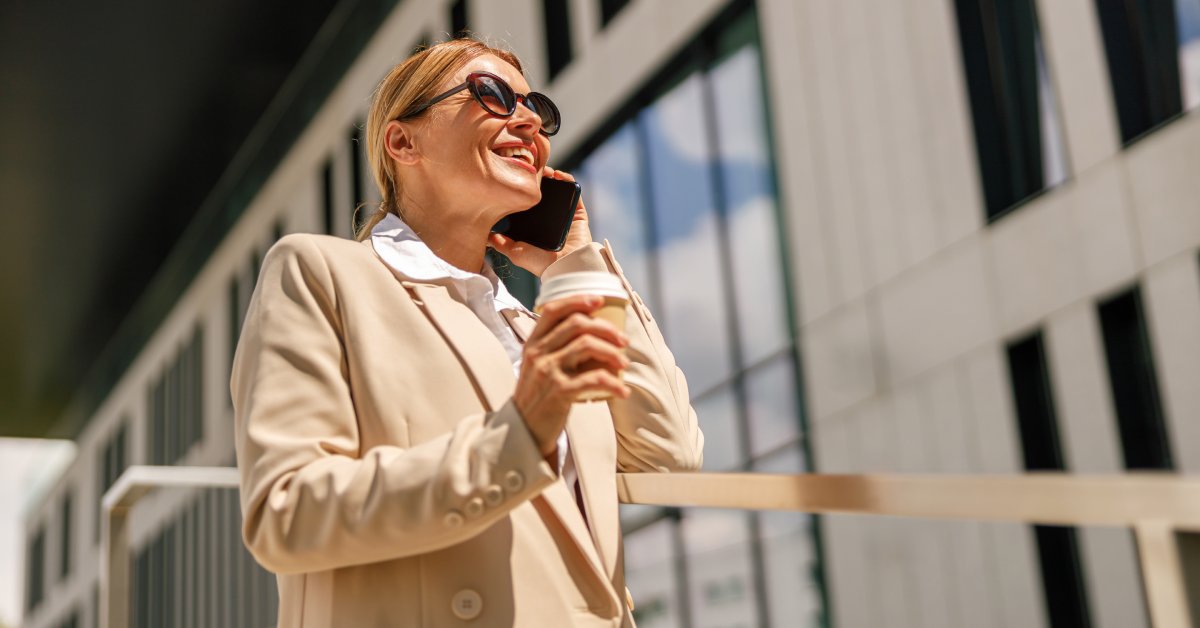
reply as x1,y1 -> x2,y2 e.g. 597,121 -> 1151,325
232,38 -> 703,627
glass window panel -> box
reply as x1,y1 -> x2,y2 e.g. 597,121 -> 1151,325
1034,33 -> 1068,189
745,355 -> 802,458
709,44 -> 791,365
624,518 -> 683,628
753,448 -> 824,627
642,73 -> 734,393
693,385 -> 741,471
682,509 -> 758,627
1179,0 -> 1200,110
620,503 -> 664,530
578,123 -> 654,301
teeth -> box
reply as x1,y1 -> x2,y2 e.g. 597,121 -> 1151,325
494,146 -> 534,164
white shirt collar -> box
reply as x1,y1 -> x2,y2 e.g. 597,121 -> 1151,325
369,212 -> 528,312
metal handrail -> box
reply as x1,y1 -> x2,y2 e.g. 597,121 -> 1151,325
102,467 -> 1200,627
101,466 -> 240,628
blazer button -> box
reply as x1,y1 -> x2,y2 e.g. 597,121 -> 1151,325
443,511 -> 464,528
484,485 -> 503,506
503,470 -> 525,492
451,589 -> 483,620
464,497 -> 485,518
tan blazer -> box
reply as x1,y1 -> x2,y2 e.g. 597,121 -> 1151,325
231,233 -> 703,627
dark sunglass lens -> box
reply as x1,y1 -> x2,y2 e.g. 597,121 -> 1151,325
528,93 -> 560,134
472,75 -> 515,115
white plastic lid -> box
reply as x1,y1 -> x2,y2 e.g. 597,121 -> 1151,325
535,271 -> 626,309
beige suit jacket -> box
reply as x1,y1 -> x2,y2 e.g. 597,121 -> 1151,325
231,233 -> 704,627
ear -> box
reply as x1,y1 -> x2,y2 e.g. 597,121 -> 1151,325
384,120 -> 421,166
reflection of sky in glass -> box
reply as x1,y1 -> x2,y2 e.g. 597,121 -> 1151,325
578,124 -> 654,300
710,45 -> 792,365
754,448 -> 823,627
584,22 -> 820,626
1179,0 -> 1200,110
623,519 -> 683,628
694,386 -> 741,471
1034,32 -> 1068,188
682,510 -> 758,627
642,74 -> 735,392
745,356 -> 801,456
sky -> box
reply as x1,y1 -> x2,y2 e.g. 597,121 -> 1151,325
0,438 -> 76,627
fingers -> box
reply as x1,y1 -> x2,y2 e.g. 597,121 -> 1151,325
563,368 -> 631,400
525,294 -> 602,344
550,333 -> 630,375
534,311 -> 627,355
542,166 -> 575,183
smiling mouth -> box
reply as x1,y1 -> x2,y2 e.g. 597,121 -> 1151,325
491,146 -> 537,173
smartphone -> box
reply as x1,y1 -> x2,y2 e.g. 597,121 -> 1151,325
491,177 -> 581,252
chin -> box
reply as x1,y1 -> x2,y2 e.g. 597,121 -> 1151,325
496,181 -> 542,212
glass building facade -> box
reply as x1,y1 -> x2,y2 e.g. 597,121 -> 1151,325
565,9 -> 825,627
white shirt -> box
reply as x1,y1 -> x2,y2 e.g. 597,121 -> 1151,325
370,213 -> 576,488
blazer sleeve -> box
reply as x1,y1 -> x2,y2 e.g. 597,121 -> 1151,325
541,240 -> 704,472
231,235 -> 558,575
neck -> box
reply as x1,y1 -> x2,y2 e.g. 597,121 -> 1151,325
399,201 -> 492,275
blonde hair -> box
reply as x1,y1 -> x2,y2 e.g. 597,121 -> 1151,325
355,38 -> 526,241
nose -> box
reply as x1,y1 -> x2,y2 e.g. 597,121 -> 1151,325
507,97 -> 543,138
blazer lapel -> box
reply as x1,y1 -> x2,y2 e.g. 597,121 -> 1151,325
567,402 -> 620,581
500,308 -> 538,343
375,253 -> 617,596
503,309 -> 621,582
403,282 -> 514,412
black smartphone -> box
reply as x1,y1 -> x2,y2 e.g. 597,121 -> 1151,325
491,177 -> 581,252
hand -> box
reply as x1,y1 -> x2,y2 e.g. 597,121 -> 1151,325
488,166 -> 593,277
513,294 -> 631,456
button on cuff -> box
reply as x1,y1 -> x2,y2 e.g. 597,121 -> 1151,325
503,470 -> 525,492
484,485 -> 503,506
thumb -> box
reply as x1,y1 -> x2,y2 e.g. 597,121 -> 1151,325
489,232 -> 513,253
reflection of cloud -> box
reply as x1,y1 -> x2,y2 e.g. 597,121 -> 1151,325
655,207 -> 734,391
624,518 -> 675,568
650,74 -> 709,164
695,390 -> 739,471
710,47 -> 770,168
683,510 -> 750,554
652,48 -> 771,169
745,357 -> 800,454
726,195 -> 790,364
1182,40 -> 1200,111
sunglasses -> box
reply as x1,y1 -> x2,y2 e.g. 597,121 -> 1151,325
400,71 -> 561,136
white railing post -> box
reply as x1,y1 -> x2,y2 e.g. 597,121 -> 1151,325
100,466 -> 240,628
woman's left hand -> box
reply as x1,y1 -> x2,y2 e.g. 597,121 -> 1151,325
488,166 -> 593,277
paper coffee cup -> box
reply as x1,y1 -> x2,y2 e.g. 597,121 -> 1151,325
535,272 -> 629,401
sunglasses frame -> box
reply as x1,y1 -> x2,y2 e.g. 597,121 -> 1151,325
399,71 -> 560,136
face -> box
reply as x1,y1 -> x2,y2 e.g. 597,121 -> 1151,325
387,54 -> 552,226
